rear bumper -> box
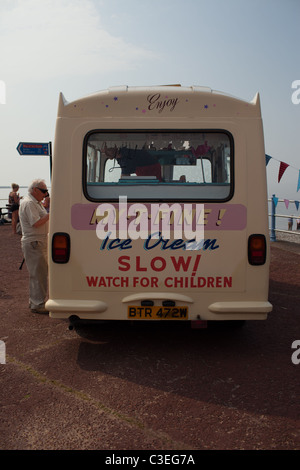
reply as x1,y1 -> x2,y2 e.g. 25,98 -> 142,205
46,299 -> 107,318
208,301 -> 273,313
46,297 -> 272,321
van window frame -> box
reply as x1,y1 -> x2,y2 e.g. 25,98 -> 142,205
82,129 -> 234,203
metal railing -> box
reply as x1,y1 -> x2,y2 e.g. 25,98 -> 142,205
269,194 -> 300,242
0,200 -> 11,223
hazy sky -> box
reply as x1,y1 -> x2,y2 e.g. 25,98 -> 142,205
0,0 -> 299,200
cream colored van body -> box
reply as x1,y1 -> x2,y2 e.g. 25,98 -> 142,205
46,86 -> 272,323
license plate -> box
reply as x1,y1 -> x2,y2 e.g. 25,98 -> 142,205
128,306 -> 188,320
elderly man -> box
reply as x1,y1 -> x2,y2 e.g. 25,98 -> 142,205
19,179 -> 50,313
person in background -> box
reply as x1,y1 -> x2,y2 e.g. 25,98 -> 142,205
19,179 -> 49,314
8,183 -> 21,234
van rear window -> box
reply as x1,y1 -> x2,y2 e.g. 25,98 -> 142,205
84,130 -> 233,201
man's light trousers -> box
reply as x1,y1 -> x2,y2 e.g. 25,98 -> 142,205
22,240 -> 48,309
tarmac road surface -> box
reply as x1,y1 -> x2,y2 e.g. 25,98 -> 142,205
0,225 -> 299,451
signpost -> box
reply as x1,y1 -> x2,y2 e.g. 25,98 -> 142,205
17,142 -> 50,156
17,141 -> 52,178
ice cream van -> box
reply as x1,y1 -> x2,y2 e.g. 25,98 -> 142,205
45,85 -> 272,327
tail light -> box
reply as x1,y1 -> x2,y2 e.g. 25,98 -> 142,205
52,232 -> 70,263
248,234 -> 266,265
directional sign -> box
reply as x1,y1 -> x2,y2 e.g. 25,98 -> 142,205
17,142 -> 50,156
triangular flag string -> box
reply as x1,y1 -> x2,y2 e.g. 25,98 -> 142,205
265,154 -> 299,190
271,196 -> 300,211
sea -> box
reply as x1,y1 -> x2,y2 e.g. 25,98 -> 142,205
0,186 -> 299,233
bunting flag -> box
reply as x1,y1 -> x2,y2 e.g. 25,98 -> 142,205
295,201 -> 299,210
265,154 -> 272,166
278,161 -> 289,183
284,199 -> 289,209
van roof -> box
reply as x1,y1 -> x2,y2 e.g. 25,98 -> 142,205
57,85 -> 261,119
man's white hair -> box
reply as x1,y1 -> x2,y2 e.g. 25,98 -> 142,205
28,179 -> 46,194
